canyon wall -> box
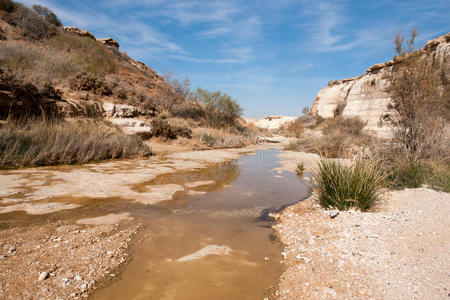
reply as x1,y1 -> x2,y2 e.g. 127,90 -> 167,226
310,33 -> 450,137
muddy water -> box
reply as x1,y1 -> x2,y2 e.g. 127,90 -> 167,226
92,149 -> 311,300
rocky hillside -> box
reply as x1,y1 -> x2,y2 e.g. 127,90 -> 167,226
0,5 -> 179,121
310,33 -> 450,137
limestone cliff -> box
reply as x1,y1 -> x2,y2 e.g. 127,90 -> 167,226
310,33 -> 450,137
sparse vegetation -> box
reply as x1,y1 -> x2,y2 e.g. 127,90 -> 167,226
0,0 -> 16,13
314,160 -> 386,211
150,118 -> 192,140
0,118 -> 151,168
194,127 -> 249,148
296,163 -> 304,176
8,4 -> 57,40
32,4 -> 62,27
278,120 -> 304,138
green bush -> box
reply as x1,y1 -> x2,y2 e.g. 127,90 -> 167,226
296,163 -> 304,176
200,133 -> 216,147
314,160 -> 386,211
0,0 -> 16,13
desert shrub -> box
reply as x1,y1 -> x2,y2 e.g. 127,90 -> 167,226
385,156 -> 424,188
383,31 -> 448,159
333,101 -> 346,117
0,118 -> 151,168
194,127 -> 245,148
151,118 -> 192,140
162,70 -> 191,100
9,4 -> 57,40
314,160 -> 386,211
296,163 -> 304,176
192,88 -> 243,128
32,5 -> 62,27
69,72 -> 105,92
279,120 -> 304,138
322,116 -> 366,136
0,0 -> 16,13
171,101 -> 206,119
46,32 -> 118,75
199,133 -> 216,147
0,42 -> 77,85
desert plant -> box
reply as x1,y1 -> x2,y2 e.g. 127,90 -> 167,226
383,31 -> 448,158
0,0 -> 16,13
32,5 -> 62,26
385,155 -> 425,189
279,120 -> 304,138
296,163 -> 305,176
0,118 -> 151,168
200,133 -> 216,147
314,160 -> 386,211
9,4 -> 57,40
150,118 -> 192,140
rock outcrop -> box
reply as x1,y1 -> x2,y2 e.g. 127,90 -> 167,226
63,26 -> 96,40
97,38 -> 119,49
310,33 -> 450,137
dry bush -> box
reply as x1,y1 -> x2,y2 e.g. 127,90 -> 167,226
285,116 -> 371,158
0,118 -> 151,168
278,120 -> 304,138
0,41 -> 77,86
7,4 -> 57,40
151,117 -> 192,140
0,0 -> 16,13
193,127 -> 247,148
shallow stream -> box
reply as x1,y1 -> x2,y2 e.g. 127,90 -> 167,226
92,149 -> 311,299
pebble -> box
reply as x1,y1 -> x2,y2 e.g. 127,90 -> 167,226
330,211 -> 339,219
38,271 -> 49,281
74,275 -> 82,281
264,257 -> 270,262
80,283 -> 88,291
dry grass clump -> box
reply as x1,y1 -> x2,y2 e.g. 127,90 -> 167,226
193,127 -> 247,148
284,116 -> 372,158
0,118 -> 151,168
314,160 -> 386,211
278,120 -> 304,138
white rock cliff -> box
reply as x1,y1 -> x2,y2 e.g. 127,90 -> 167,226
310,33 -> 450,137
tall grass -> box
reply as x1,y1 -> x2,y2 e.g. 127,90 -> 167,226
0,118 -> 151,168
314,160 -> 386,211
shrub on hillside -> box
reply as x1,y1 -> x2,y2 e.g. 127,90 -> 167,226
322,116 -> 366,136
151,118 -> 192,140
314,160 -> 386,211
0,118 -> 151,168
32,5 -> 62,27
8,4 -> 57,40
0,0 -> 16,13
192,88 -> 243,128
194,127 -> 245,148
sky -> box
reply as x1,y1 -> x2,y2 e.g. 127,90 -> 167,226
20,0 -> 450,118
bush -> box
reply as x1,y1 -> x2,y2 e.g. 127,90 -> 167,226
279,120 -> 304,138
0,118 -> 151,168
192,88 -> 243,128
9,4 -> 57,40
32,5 -> 62,27
150,118 -> 192,140
194,127 -> 246,148
314,160 -> 386,211
322,116 -> 366,136
0,0 -> 16,13
385,156 -> 425,189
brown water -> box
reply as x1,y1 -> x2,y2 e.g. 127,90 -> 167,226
91,149 -> 311,300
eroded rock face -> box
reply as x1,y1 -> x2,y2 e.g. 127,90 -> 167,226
63,26 -> 96,40
311,33 -> 450,137
97,38 -> 120,49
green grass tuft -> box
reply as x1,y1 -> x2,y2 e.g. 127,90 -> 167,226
314,160 -> 386,211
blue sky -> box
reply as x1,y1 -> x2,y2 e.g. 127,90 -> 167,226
20,0 -> 450,118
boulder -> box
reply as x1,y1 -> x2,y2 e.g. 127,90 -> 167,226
97,38 -> 120,49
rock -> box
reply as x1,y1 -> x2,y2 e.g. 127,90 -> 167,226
74,275 -> 82,281
177,245 -> 232,262
38,271 -> 49,281
80,283 -> 88,291
97,38 -> 120,49
330,211 -> 340,219
63,27 -> 96,40
310,33 -> 450,137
